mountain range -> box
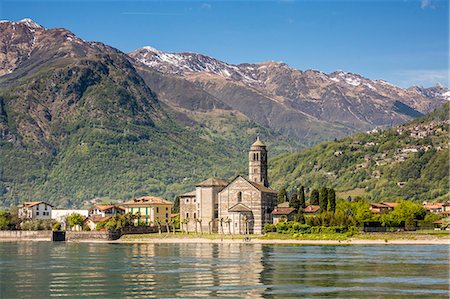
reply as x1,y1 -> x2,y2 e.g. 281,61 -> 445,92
0,19 -> 447,207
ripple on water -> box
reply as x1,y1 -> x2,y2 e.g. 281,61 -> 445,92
0,243 -> 448,298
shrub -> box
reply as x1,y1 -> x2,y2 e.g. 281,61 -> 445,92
264,224 -> 276,233
53,223 -> 62,231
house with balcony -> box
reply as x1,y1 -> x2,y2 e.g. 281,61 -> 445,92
122,196 -> 173,225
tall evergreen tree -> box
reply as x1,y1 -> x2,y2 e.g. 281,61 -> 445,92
310,189 -> 320,205
278,188 -> 288,204
289,192 -> 300,210
319,187 -> 328,211
328,188 -> 336,212
299,186 -> 306,208
295,209 -> 305,224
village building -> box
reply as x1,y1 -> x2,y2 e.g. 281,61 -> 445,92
84,215 -> 112,231
88,205 -> 125,217
369,202 -> 398,214
272,207 -> 297,224
303,205 -> 321,215
179,137 -> 278,234
18,201 -> 54,220
123,196 -> 173,225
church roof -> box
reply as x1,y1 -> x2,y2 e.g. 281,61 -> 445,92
228,203 -> 252,212
251,136 -> 266,148
196,178 -> 229,187
248,180 -> 277,194
219,175 -> 277,194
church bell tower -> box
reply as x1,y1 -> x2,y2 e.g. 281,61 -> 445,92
248,136 -> 269,187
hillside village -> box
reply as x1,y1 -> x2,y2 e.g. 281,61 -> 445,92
269,107 -> 449,202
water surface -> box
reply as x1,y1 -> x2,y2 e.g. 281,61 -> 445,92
0,242 -> 448,298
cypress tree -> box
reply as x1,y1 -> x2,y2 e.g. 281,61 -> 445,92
310,189 -> 319,205
319,187 -> 328,211
278,188 -> 287,204
299,186 -> 306,208
296,209 -> 305,224
328,188 -> 336,212
289,192 -> 300,210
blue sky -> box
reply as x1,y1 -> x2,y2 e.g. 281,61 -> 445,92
1,0 -> 448,87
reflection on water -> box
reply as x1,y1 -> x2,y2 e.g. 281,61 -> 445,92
0,242 -> 448,298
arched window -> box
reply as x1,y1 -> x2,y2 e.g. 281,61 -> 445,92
256,153 -> 259,161
237,191 -> 242,203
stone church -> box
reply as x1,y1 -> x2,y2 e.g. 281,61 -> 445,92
179,137 -> 277,234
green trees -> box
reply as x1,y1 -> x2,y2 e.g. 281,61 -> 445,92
278,188 -> 288,204
380,201 -> 426,228
289,191 -> 300,210
310,189 -> 319,205
327,188 -> 336,212
67,213 -> 84,228
98,213 -> 136,232
0,211 -> 12,230
336,198 -> 373,225
299,186 -> 306,209
319,187 -> 328,211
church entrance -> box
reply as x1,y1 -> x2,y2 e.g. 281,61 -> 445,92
230,211 -> 254,234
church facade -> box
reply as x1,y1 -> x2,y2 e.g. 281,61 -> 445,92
179,137 -> 277,234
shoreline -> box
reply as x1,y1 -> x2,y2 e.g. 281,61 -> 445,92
1,238 -> 448,245
108,237 -> 450,245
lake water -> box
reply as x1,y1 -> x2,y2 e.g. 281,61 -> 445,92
0,242 -> 448,298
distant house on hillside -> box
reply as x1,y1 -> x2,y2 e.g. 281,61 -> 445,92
18,201 -> 54,220
88,205 -> 125,217
123,196 -> 173,226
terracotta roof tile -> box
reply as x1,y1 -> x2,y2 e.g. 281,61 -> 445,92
86,215 -> 111,223
272,207 -> 296,215
304,205 -> 320,213
21,201 -> 54,208
123,196 -> 173,206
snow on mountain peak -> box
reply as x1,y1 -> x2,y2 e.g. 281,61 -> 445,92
142,46 -> 161,53
17,18 -> 43,29
0,18 -> 44,30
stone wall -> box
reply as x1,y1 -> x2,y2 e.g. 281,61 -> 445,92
66,231 -> 122,241
0,230 -> 52,241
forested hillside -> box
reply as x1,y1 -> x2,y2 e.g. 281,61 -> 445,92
270,103 -> 449,202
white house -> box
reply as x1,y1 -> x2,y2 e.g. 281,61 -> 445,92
18,201 -> 54,220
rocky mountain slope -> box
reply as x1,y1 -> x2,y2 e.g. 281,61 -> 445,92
130,46 -> 448,145
0,19 -> 271,207
0,19 -> 447,207
269,103 -> 449,202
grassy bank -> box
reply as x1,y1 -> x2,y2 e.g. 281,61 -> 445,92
119,230 -> 449,242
